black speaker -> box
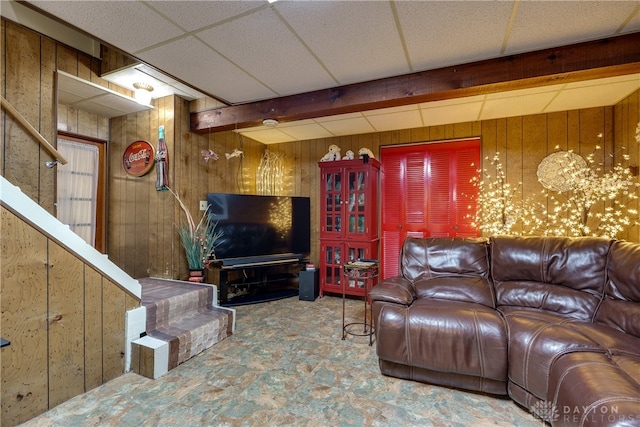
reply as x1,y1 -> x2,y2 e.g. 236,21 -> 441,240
299,269 -> 319,301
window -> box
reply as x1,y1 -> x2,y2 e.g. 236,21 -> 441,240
56,138 -> 100,247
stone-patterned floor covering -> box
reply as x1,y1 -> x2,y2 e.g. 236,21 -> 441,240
22,296 -> 542,427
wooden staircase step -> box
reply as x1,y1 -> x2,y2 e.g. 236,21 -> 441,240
148,309 -> 232,369
133,277 -> 235,378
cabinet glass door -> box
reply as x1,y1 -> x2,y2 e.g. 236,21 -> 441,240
346,170 -> 367,237
320,241 -> 342,295
322,171 -> 342,236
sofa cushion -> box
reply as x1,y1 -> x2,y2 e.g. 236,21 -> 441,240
413,276 -> 495,308
569,321 -> 640,358
598,240 -> 640,338
491,236 -> 611,320
400,237 -> 490,282
377,299 -> 508,383
548,351 -> 640,427
501,309 -> 604,401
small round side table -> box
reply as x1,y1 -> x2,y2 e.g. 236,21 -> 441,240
342,260 -> 378,346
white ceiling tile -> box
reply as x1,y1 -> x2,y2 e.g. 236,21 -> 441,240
275,1 -> 409,84
547,80 -> 640,113
73,94 -> 151,118
101,65 -> 189,99
58,78 -> 102,100
505,2 -> 640,55
57,72 -> 151,118
485,84 -> 564,100
139,37 -> 277,103
278,123 -> 334,141
421,102 -> 483,127
480,92 -> 557,120
315,112 -> 365,123
277,119 -> 316,128
368,110 -> 423,132
28,1 -> 184,53
320,117 -> 376,136
419,95 -> 485,109
564,74 -> 640,90
197,8 -> 335,97
58,90 -> 84,106
147,1 -> 263,32
364,104 -> 419,116
397,1 -> 514,71
239,129 -> 297,145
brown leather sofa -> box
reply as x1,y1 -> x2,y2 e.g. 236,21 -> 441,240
369,236 -> 640,426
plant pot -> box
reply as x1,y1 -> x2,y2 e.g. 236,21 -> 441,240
188,269 -> 205,283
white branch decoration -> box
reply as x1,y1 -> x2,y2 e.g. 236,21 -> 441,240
257,150 -> 285,195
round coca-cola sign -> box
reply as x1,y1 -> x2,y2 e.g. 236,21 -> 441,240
122,140 -> 155,177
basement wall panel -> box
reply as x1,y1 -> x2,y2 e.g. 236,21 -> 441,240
47,241 -> 85,408
102,280 -> 126,382
84,267 -> 104,391
4,21 -> 42,203
0,208 -> 49,425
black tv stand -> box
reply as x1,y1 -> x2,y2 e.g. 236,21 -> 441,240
213,255 -> 306,306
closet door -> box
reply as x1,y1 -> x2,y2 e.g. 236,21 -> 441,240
380,139 -> 480,279
380,149 -> 425,279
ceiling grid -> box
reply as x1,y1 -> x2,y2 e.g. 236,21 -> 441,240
15,0 -> 640,144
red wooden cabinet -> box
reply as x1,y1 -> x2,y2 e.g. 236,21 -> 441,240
318,159 -> 380,297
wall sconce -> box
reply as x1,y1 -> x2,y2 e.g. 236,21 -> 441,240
133,82 -> 154,105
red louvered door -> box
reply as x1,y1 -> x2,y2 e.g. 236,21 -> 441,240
380,139 -> 480,279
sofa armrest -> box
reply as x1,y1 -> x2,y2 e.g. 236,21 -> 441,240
369,276 -> 415,306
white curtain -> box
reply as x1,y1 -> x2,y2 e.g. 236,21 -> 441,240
56,139 -> 99,246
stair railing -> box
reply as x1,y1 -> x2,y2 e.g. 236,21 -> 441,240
1,95 -> 67,165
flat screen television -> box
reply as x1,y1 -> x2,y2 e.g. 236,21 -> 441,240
206,193 -> 310,265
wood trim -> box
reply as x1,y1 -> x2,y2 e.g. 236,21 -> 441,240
58,130 -> 108,144
191,32 -> 640,134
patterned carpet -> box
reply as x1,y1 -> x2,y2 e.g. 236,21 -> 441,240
22,295 -> 541,426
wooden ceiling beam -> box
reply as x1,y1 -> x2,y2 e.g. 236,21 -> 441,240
190,32 -> 640,134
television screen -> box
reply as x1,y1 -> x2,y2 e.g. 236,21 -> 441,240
206,193 -> 310,263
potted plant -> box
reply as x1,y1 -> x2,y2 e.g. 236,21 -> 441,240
170,188 -> 223,282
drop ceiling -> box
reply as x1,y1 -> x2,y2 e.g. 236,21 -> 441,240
17,0 -> 640,144
237,74 -> 640,144
57,71 -> 153,118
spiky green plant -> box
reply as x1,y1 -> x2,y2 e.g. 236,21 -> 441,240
170,188 -> 223,270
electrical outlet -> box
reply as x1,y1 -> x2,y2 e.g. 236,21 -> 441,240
199,201 -> 208,211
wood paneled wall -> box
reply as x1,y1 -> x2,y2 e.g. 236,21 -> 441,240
267,94 -> 640,264
614,89 -> 640,243
1,19 -> 140,426
0,207 -> 139,426
107,96 -> 263,280
2,16 -> 639,426
1,19 -> 120,212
